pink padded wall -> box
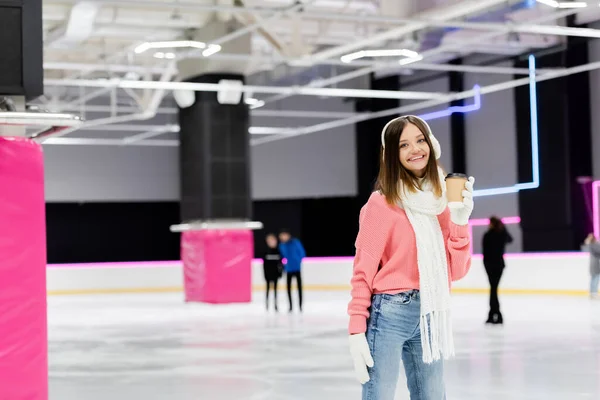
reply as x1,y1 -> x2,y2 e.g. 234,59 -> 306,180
0,137 -> 47,399
182,229 -> 252,303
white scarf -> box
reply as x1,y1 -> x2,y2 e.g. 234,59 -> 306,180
399,172 -> 454,364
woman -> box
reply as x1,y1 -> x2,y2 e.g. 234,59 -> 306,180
347,115 -> 474,400
582,233 -> 600,299
262,233 -> 283,311
482,216 -> 512,324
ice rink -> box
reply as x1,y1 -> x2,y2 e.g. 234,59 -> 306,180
48,290 -> 600,399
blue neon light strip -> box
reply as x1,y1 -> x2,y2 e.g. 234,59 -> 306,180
472,54 -> 539,197
418,84 -> 481,121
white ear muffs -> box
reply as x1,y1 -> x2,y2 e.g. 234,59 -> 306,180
381,115 -> 441,160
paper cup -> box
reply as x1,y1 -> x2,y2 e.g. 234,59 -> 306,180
445,173 -> 468,203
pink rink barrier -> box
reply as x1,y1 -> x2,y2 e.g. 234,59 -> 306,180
182,229 -> 253,303
0,138 -> 47,399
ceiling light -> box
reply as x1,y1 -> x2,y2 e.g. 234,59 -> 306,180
202,44 -> 222,57
248,127 -> 293,135
398,55 -> 424,66
536,0 -> 559,7
244,97 -> 265,109
134,40 -> 221,57
558,1 -> 587,7
340,49 -> 420,63
153,52 -> 177,60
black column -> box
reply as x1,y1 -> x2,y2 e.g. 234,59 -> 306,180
449,59 -> 467,174
514,32 -> 593,250
178,73 -> 251,223
565,19 -> 594,246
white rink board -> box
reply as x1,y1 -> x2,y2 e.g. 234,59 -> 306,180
47,252 -> 592,296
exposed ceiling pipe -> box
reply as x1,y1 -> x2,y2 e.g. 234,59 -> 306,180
230,0 -> 295,57
45,1 -> 100,48
44,0 -> 596,33
48,0 -> 366,15
43,78 -> 448,101
276,7 -> 579,95
42,104 -> 357,119
40,62 -> 178,140
43,62 -> 165,75
259,65 -> 373,105
42,137 -> 178,146
43,57 -> 548,76
250,56 -> 600,146
41,53 -> 600,147
298,0 -> 513,64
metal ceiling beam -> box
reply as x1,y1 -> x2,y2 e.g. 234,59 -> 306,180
251,57 -> 600,146
72,124 -> 175,132
43,57 -> 547,76
42,137 -> 178,146
35,104 -> 358,119
44,0 -> 600,42
274,7 -> 580,97
43,61 -> 165,74
299,0 -> 513,64
43,78 -> 449,101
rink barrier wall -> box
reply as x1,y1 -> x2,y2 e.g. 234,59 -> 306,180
46,252 -> 594,297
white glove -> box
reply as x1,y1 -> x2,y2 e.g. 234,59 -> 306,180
448,176 -> 474,226
349,333 -> 374,384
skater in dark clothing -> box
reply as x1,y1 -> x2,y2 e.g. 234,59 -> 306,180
482,216 -> 513,325
263,233 -> 283,311
278,229 -> 306,312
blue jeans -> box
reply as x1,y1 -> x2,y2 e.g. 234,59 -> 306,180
591,274 -> 600,296
363,291 -> 446,400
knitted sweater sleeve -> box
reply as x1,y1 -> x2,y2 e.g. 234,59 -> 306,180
348,196 -> 393,334
447,221 -> 472,281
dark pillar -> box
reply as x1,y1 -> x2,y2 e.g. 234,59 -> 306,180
565,19 -> 594,246
514,31 -> 593,250
178,73 -> 252,223
449,59 -> 467,174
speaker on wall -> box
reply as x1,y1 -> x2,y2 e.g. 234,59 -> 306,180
0,0 -> 43,100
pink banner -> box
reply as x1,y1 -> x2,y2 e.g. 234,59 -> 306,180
182,229 -> 252,303
0,137 -> 47,399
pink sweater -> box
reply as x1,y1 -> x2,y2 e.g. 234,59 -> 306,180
348,192 -> 472,334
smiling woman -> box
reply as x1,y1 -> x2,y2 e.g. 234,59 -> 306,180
347,114 -> 475,400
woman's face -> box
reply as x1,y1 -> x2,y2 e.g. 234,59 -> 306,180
266,235 -> 277,248
398,123 -> 430,178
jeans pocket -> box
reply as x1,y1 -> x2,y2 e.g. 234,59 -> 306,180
382,292 -> 412,305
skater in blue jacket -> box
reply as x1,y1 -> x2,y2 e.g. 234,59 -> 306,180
278,229 -> 306,312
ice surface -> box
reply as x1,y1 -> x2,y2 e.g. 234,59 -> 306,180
48,290 -> 600,399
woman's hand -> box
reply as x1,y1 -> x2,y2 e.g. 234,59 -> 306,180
448,176 -> 474,226
349,333 -> 374,384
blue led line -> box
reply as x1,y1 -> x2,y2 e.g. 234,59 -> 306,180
472,54 -> 539,197
418,84 -> 482,121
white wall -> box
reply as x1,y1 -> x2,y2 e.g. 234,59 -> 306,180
250,96 -> 357,200
43,97 -> 357,202
47,253 -> 592,296
44,145 -> 180,202
464,61 -> 522,253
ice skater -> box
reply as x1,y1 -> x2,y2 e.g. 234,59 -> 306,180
582,233 -> 600,299
278,229 -> 306,312
482,216 -> 513,325
347,115 -> 474,400
262,233 -> 283,311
